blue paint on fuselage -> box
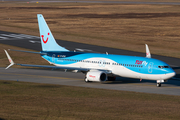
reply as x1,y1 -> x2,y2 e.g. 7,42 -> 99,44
41,51 -> 175,75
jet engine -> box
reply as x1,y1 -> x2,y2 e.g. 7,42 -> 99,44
85,71 -> 107,82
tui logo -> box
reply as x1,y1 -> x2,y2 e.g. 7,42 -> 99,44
135,60 -> 143,65
135,60 -> 148,66
41,32 -> 50,44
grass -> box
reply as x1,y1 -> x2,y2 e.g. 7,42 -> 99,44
1,1 -> 180,120
0,80 -> 180,120
1,2 -> 180,59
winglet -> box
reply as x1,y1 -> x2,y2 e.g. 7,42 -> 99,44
145,44 -> 151,58
4,50 -> 15,69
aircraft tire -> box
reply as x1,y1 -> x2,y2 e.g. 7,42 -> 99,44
157,83 -> 161,87
84,77 -> 89,83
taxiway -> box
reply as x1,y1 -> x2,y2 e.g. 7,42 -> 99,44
1,68 -> 180,96
1,30 -> 180,96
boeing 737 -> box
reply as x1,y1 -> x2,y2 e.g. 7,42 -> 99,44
4,14 -> 176,87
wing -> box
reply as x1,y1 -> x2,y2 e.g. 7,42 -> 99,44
4,49 -> 88,71
4,50 -> 112,74
17,63 -> 90,71
9,49 -> 47,55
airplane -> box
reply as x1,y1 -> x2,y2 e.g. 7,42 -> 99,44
4,14 -> 176,87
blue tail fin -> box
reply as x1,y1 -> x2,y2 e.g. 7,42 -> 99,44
37,14 -> 69,51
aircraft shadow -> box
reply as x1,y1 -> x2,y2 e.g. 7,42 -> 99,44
17,68 -> 180,86
105,77 -> 180,87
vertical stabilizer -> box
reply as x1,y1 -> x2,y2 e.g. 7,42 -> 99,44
145,44 -> 151,58
37,14 -> 69,51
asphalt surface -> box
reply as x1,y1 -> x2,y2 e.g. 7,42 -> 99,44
1,68 -> 180,96
1,30 -> 180,96
4,0 -> 180,5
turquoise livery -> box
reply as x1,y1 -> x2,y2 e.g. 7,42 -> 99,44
4,14 -> 176,87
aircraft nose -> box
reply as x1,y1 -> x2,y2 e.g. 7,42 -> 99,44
165,71 -> 176,79
170,72 -> 176,77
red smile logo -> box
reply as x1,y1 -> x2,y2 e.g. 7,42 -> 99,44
41,32 -> 50,44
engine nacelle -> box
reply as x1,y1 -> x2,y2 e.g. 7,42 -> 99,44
86,71 -> 107,82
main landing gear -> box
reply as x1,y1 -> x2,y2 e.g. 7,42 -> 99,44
84,77 -> 89,83
84,76 -> 116,83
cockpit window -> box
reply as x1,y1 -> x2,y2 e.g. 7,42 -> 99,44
158,66 -> 169,69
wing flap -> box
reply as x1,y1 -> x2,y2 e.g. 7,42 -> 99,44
17,63 -> 90,71
17,64 -> 112,73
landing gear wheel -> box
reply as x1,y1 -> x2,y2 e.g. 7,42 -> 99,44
157,83 -> 161,87
84,77 -> 89,83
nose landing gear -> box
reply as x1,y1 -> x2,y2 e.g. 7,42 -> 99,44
156,80 -> 167,87
157,83 -> 161,87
